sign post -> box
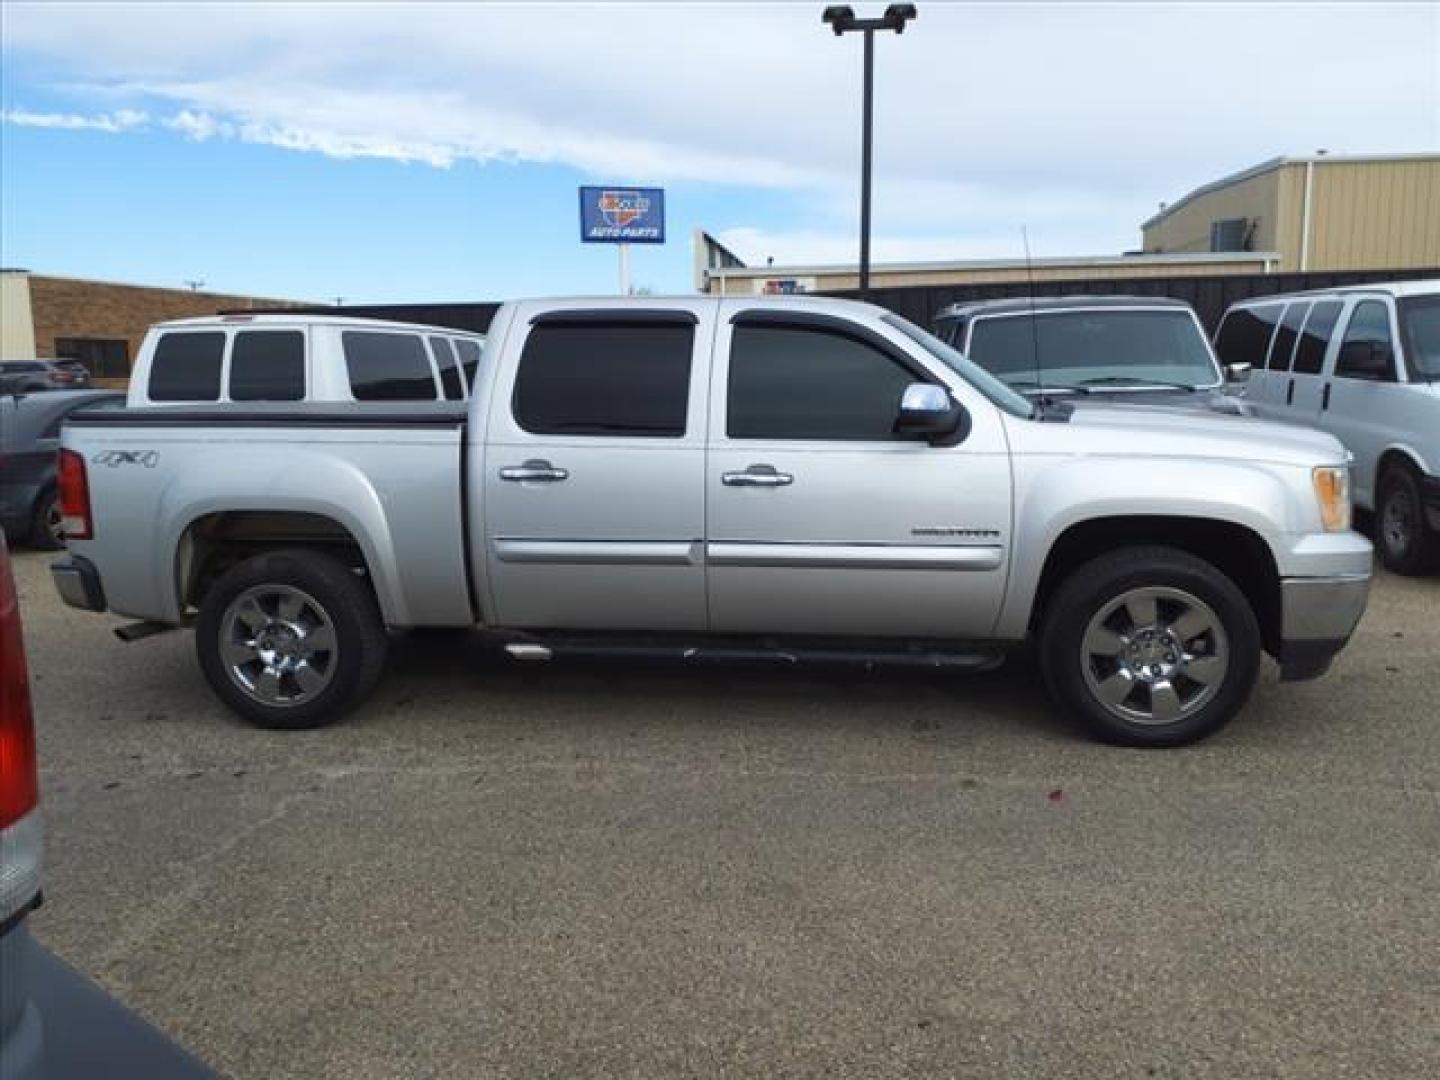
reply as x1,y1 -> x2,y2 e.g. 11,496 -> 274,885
579,186 -> 665,295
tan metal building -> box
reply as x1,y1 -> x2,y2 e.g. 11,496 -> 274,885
1,270 -> 305,385
693,230 -> 1278,295
1142,152 -> 1440,272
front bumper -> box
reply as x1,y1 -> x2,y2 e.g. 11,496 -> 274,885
1276,572 -> 1371,681
50,556 -> 106,613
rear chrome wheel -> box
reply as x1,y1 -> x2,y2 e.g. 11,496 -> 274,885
1080,587 -> 1229,726
220,585 -> 338,707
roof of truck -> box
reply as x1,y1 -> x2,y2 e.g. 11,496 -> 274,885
936,296 -> 1194,320
150,312 -> 485,336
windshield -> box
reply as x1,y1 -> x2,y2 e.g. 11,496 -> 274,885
965,309 -> 1221,391
881,313 -> 1034,419
1399,296 -> 1440,380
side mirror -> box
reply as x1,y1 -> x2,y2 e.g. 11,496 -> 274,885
1224,362 -> 1252,383
1339,340 -> 1392,380
895,383 -> 966,444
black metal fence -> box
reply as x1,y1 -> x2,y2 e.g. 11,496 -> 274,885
238,266 -> 1439,337
825,266 -> 1440,333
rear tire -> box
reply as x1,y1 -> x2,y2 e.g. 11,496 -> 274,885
30,490 -> 64,551
196,549 -> 388,729
1039,546 -> 1261,747
1376,464 -> 1438,575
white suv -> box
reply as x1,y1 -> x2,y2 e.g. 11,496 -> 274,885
1215,280 -> 1440,574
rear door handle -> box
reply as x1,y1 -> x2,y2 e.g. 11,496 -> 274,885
1322,383 -> 1332,411
722,464 -> 794,488
1286,378 -> 1295,406
499,459 -> 569,483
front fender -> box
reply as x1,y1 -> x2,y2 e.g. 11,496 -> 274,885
995,455 -> 1307,639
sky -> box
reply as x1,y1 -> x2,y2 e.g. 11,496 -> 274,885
2,1 -> 1437,303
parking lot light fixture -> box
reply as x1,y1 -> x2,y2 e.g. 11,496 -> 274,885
821,3 -> 917,297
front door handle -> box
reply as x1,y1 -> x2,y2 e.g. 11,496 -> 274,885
1322,383 -> 1332,411
722,464 -> 794,488
499,459 -> 569,483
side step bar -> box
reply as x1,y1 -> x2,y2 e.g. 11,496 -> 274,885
504,639 -> 1004,671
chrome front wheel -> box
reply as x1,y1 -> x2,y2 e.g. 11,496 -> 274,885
219,584 -> 338,707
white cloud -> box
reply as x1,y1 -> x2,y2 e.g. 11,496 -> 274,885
4,1 -> 1437,262
1,107 -> 148,132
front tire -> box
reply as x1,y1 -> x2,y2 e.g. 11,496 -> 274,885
196,549 -> 388,729
1039,546 -> 1261,747
1376,464 -> 1438,575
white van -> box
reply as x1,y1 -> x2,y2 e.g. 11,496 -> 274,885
1214,280 -> 1440,573
126,314 -> 486,408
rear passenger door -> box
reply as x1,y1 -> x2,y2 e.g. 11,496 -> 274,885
1259,301 -> 1309,412
1288,300 -> 1343,418
482,306 -> 710,631
1215,303 -> 1282,411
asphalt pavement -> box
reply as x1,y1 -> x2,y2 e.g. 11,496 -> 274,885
10,548 -> 1439,1079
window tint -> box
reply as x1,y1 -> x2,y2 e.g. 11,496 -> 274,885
429,336 -> 465,400
343,332 -> 437,401
149,332 -> 225,401
455,338 -> 482,387
1399,296 -> 1440,379
1267,302 -> 1308,372
513,321 -> 692,437
230,330 -> 305,401
1291,301 -> 1342,376
728,323 -> 916,441
1335,301 -> 1396,381
1215,306 -> 1277,371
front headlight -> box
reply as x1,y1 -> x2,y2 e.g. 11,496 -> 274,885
1313,466 -> 1352,533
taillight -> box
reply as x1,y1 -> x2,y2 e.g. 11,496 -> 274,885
57,447 -> 93,540
1,539 -> 39,830
0,535 -> 42,922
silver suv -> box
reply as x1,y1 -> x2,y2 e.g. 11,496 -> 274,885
1215,280 -> 1440,573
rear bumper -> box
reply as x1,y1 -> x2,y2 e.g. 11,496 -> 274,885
50,556 -> 106,612
1276,572 -> 1371,681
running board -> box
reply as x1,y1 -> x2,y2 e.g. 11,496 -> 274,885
114,620 -> 175,643
503,639 -> 1004,671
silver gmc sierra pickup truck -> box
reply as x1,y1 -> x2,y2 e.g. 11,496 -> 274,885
50,296 -> 1372,746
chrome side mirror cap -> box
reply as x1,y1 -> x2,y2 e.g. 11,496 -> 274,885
895,383 -> 966,444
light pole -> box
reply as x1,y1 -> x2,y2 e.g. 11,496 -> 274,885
821,4 -> 916,297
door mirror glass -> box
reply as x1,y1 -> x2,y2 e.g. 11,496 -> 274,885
895,383 -> 964,442
1224,362 -> 1252,383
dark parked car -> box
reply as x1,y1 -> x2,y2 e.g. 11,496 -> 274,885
933,296 -> 1253,414
1,534 -> 213,1079
0,360 -> 87,394
0,391 -> 124,549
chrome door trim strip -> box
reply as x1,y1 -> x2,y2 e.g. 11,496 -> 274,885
705,542 -> 1003,571
492,539 -> 701,566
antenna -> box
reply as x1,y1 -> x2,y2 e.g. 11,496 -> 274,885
1020,226 -> 1043,398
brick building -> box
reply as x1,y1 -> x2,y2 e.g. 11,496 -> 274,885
1,270 -> 306,384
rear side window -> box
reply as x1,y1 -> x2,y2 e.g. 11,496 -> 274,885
149,332 -> 225,401
513,321 -> 693,437
429,336 -> 465,400
1292,301 -> 1342,376
1215,306 -> 1277,370
728,322 -> 916,441
342,332 -> 437,401
1267,303 -> 1309,372
455,339 -> 482,387
230,330 -> 305,401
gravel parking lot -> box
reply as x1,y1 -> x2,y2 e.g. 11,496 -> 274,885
10,547 -> 1439,1079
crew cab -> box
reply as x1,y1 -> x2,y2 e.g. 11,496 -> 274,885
126,313 -> 486,406
51,297 -> 1371,747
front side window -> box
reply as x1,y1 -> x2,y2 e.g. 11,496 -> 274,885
1267,302 -> 1309,372
149,332 -> 225,401
1335,301 -> 1396,382
1398,296 -> 1440,380
230,330 -> 305,401
1291,301 -> 1342,376
728,322 -> 916,440
343,332 -> 438,401
429,336 -> 465,400
964,309 -> 1218,389
454,338 -> 482,388
513,321 -> 692,437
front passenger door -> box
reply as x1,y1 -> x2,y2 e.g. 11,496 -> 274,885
705,311 -> 1011,639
